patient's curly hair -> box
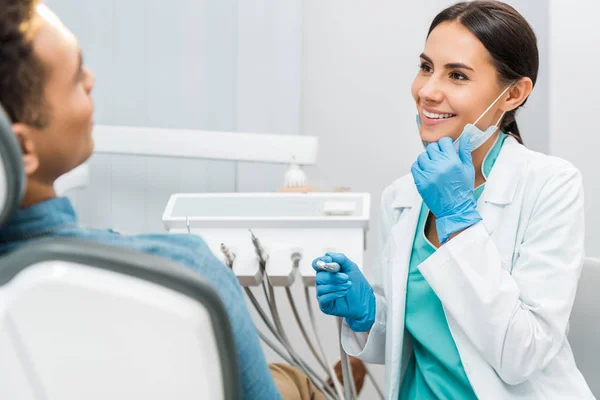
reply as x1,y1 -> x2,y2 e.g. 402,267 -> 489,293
0,0 -> 48,127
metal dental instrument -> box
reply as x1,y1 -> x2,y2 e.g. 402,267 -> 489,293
220,243 -> 236,268
315,260 -> 341,273
305,286 -> 346,400
250,229 -> 269,267
186,216 -> 191,234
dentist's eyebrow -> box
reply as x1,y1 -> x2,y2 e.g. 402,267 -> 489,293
420,53 -> 475,72
420,53 -> 434,64
445,62 -> 474,72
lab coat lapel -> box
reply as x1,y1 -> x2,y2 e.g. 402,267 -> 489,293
477,136 -> 525,236
389,182 -> 421,271
387,182 -> 421,399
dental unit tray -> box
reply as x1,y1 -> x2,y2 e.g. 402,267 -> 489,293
162,193 -> 370,286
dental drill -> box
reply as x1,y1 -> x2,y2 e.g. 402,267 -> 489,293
250,229 -> 269,267
315,260 -> 341,273
220,243 -> 236,268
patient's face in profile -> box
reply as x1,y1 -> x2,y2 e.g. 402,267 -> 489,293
16,4 -> 95,186
411,21 -> 508,144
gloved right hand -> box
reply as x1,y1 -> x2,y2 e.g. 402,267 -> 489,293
312,253 -> 376,332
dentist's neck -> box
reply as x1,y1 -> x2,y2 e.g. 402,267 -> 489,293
470,130 -> 499,188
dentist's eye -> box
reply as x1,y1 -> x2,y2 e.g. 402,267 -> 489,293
450,71 -> 468,81
419,62 -> 433,74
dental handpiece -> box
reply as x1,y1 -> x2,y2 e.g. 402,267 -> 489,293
315,260 -> 341,273
249,229 -> 269,264
220,243 -> 236,268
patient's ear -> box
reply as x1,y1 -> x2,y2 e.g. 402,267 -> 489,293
12,123 -> 39,176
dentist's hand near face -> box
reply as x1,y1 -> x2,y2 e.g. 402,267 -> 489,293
411,133 -> 483,244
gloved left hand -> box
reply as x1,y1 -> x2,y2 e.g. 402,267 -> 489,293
312,253 -> 376,332
411,133 -> 482,243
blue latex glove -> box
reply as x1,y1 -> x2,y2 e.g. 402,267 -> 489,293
312,253 -> 376,332
411,133 -> 482,244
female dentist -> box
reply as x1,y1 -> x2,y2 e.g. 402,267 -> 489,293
313,1 -> 594,399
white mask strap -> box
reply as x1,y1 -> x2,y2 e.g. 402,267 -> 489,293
473,84 -> 513,126
494,111 -> 506,129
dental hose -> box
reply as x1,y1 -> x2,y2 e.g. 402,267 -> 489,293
337,318 -> 356,400
225,237 -> 339,399
249,231 -> 334,395
285,255 -> 329,374
263,271 -> 338,399
245,286 -> 338,400
305,286 -> 347,400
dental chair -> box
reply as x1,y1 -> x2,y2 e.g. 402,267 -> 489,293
0,105 -> 240,400
569,257 -> 600,397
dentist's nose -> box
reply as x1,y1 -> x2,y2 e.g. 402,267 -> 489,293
418,77 -> 444,104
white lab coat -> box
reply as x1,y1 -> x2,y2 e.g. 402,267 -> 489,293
342,136 -> 595,399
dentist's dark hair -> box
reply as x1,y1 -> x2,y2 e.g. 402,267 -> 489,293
428,0 -> 539,144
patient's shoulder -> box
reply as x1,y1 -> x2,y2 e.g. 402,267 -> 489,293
131,233 -> 243,294
56,227 -> 238,290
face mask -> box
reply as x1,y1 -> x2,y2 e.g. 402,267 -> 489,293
417,84 -> 512,152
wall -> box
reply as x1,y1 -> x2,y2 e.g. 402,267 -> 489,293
46,0 -> 238,233
548,0 -> 600,257
506,0 -> 550,154
48,0 -> 302,233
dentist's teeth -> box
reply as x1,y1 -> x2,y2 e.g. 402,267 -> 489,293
423,110 -> 455,119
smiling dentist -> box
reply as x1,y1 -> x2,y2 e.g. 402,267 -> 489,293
312,1 -> 594,399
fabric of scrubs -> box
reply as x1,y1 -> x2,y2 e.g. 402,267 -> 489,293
399,132 -> 507,399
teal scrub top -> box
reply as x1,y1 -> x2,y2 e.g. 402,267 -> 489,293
399,133 -> 507,400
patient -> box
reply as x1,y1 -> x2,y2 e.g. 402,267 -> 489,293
0,1 -> 365,399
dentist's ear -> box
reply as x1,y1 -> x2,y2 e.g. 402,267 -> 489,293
11,123 -> 39,176
502,77 -> 534,112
